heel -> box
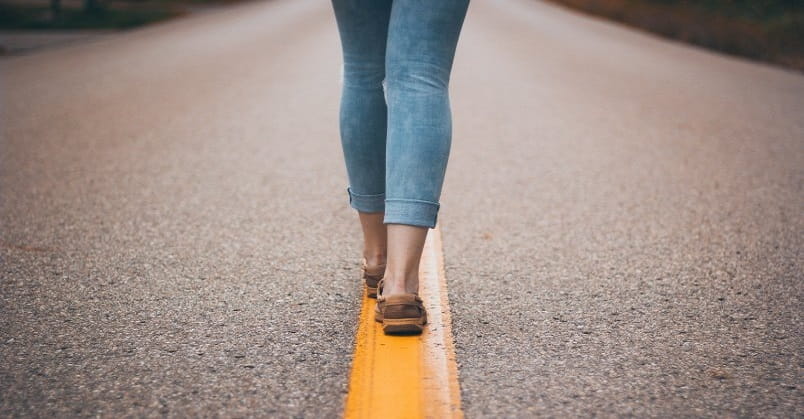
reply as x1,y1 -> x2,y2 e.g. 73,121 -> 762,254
376,293 -> 427,335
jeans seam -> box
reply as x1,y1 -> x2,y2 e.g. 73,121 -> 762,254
383,199 -> 440,228
347,186 -> 385,213
347,187 -> 385,198
384,198 -> 440,207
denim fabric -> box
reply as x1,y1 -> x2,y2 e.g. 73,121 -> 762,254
331,0 -> 470,229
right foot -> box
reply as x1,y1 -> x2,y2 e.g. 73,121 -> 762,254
375,287 -> 428,335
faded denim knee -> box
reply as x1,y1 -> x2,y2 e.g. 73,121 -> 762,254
332,0 -> 469,229
381,61 -> 453,229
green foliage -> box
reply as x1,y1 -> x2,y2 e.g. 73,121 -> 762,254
547,0 -> 804,70
0,1 -> 186,29
633,0 -> 803,19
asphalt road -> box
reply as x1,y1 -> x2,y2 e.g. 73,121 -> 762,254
1,0 -> 802,417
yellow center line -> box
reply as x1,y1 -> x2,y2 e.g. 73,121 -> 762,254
343,225 -> 463,419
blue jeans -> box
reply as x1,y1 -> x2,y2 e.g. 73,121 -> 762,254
331,0 -> 470,229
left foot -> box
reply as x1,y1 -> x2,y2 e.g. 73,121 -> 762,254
361,257 -> 386,298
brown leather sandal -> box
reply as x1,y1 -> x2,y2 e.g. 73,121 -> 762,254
361,257 -> 386,299
374,279 -> 428,335
374,278 -> 386,322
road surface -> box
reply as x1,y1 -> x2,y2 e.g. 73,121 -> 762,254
1,0 -> 802,416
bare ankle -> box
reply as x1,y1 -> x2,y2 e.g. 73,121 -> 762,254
363,253 -> 387,268
380,273 -> 419,295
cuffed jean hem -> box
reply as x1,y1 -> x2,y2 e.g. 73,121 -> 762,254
383,198 -> 440,229
347,186 -> 385,213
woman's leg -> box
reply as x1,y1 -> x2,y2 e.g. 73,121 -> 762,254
331,0 -> 393,268
358,212 -> 387,269
382,0 -> 470,296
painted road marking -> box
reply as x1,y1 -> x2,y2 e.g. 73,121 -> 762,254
343,225 -> 463,419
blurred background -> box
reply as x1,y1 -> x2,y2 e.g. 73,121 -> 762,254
0,0 -> 248,54
1,0 -> 802,70
0,0 -> 246,29
546,0 -> 803,71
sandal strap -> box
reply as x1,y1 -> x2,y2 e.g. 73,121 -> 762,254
377,294 -> 425,319
377,278 -> 385,294
380,294 -> 423,305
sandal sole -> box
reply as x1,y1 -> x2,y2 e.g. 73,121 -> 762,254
382,319 -> 426,335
